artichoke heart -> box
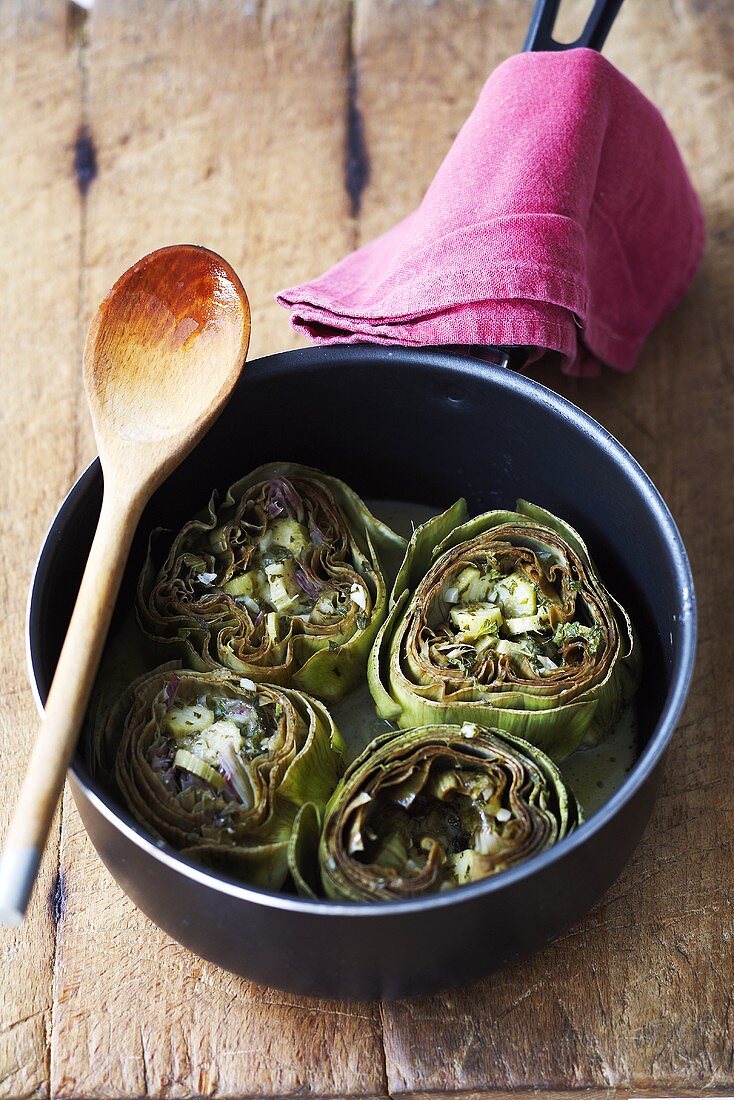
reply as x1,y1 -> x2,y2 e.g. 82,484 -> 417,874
137,462 -> 406,703
320,723 -> 581,901
368,499 -> 640,759
109,665 -> 345,892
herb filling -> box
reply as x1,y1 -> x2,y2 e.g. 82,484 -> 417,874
180,476 -> 371,636
430,553 -> 602,680
149,677 -> 281,806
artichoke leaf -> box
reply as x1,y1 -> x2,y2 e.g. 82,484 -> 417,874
275,689 -> 345,808
368,500 -> 640,757
136,462 -> 406,703
288,801 -> 322,899
392,498 -> 469,602
105,664 -> 345,890
293,531 -> 389,702
368,591 -> 411,722
320,723 -> 582,901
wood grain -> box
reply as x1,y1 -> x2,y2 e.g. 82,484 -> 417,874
354,0 -> 528,246
0,1 -> 83,1095
1,0 -> 732,1096
79,0 -> 355,372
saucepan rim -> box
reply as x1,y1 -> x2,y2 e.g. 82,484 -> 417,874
26,345 -> 697,918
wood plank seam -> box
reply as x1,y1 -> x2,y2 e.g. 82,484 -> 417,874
0,0 -> 87,1087
49,5 -> 90,1091
69,1 -> 94,489
346,0 -> 370,229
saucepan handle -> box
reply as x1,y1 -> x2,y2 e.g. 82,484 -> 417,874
473,346 -> 532,371
475,1 -> 624,371
523,0 -> 624,53
485,0 -> 623,370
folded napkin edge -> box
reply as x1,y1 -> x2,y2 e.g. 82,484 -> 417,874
277,261 -> 589,323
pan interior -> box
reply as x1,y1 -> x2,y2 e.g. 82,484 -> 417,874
29,347 -> 683,899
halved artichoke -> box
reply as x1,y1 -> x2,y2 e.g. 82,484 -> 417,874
369,500 -> 640,759
320,722 -> 581,900
137,462 -> 406,703
105,665 -> 345,893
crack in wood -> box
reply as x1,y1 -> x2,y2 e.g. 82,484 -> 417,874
49,868 -> 67,926
139,1023 -> 151,1095
70,0 -> 92,491
65,0 -> 89,51
73,125 -> 97,197
0,1009 -> 47,1039
49,10 -> 92,1097
261,998 -> 379,1026
345,0 -> 369,220
376,1000 -> 392,1100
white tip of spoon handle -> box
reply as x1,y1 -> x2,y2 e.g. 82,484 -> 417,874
0,847 -> 42,924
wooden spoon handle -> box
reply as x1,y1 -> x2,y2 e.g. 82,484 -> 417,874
0,492 -> 142,922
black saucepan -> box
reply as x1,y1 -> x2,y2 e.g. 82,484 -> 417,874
27,345 -> 696,1000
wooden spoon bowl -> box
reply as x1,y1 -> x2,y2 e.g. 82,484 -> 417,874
86,245 -> 250,475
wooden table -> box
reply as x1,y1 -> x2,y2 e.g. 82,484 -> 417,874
1,1 -> 732,1096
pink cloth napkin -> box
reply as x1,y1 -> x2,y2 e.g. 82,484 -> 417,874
277,48 -> 704,377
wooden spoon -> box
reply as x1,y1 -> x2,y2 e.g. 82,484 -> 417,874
0,244 -> 250,922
